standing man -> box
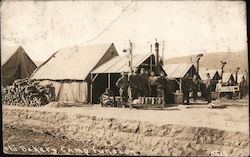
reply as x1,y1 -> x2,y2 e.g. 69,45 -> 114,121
239,76 -> 246,99
191,74 -> 200,102
148,71 -> 158,97
116,72 -> 129,103
215,80 -> 222,99
182,73 -> 191,105
204,73 -> 212,104
156,72 -> 168,105
129,68 -> 141,99
139,68 -> 149,97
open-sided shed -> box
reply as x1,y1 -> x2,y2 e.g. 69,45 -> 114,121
1,45 -> 37,87
30,43 -> 118,103
90,53 -> 166,103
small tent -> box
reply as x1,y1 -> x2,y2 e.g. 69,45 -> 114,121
222,72 -> 235,83
199,68 -> 221,81
1,45 -> 37,87
30,43 -> 118,103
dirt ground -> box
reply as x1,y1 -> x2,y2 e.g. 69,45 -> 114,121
3,97 -> 249,156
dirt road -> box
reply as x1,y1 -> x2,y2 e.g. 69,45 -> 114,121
3,98 -> 249,156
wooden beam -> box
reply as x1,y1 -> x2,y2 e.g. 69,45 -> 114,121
91,74 -> 99,83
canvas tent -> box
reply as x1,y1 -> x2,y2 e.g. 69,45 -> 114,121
162,63 -> 198,93
30,43 -> 118,103
233,73 -> 248,84
1,45 -> 37,87
221,72 -> 235,83
199,68 -> 221,81
90,53 -> 166,103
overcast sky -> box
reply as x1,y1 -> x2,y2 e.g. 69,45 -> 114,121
1,0 -> 247,61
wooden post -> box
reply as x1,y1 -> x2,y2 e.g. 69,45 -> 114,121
108,73 -> 111,89
150,55 -> 152,72
90,74 -> 93,104
179,78 -> 182,93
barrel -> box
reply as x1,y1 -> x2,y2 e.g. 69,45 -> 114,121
174,93 -> 183,104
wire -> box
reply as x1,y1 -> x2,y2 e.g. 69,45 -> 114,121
80,0 -> 133,45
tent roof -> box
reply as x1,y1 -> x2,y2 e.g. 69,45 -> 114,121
199,68 -> 220,80
233,73 -> 246,83
91,53 -> 153,74
163,63 -> 194,78
222,72 -> 233,82
31,43 -> 117,80
1,46 -> 20,66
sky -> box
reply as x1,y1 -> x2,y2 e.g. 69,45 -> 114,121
1,0 -> 247,61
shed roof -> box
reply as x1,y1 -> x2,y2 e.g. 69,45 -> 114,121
31,43 -> 117,80
91,53 -> 153,74
163,63 -> 194,78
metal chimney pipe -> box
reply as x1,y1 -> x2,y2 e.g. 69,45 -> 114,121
155,39 -> 159,75
235,67 -> 240,83
196,54 -> 203,75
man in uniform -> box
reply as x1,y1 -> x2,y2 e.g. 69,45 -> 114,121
139,68 -> 149,97
191,74 -> 200,102
148,71 -> 158,97
204,73 -> 212,104
116,72 -> 129,103
156,72 -> 168,105
129,68 -> 141,99
182,73 -> 191,105
239,76 -> 246,99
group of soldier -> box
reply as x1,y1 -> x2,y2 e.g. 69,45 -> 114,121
115,68 -> 168,104
101,68 -> 248,106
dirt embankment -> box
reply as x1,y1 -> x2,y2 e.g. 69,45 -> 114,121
3,108 -> 249,156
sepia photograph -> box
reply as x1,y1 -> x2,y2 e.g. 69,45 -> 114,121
1,0 -> 249,156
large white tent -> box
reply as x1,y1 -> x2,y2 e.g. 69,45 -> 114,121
30,43 -> 118,103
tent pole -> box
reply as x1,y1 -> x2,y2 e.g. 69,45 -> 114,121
90,74 -> 93,105
108,73 -> 111,89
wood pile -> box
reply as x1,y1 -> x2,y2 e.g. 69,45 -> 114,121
2,79 -> 55,107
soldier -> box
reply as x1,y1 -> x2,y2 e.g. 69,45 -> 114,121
156,72 -> 168,105
239,76 -> 246,99
204,73 -> 212,104
191,74 -> 200,102
182,73 -> 191,105
116,72 -> 129,103
100,88 -> 114,106
129,68 -> 141,99
139,68 -> 149,97
148,71 -> 158,97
